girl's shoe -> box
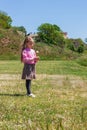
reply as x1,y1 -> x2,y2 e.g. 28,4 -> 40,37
27,93 -> 36,97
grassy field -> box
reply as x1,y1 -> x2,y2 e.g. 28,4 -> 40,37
0,60 -> 87,130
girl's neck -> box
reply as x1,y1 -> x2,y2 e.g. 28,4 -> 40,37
26,47 -> 31,50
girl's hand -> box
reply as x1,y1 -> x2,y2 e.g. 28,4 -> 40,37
34,56 -> 40,62
36,50 -> 39,54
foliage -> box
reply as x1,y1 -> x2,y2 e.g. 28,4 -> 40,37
65,39 -> 75,51
53,24 -> 62,31
76,56 -> 87,66
37,23 -> 65,45
37,23 -> 85,55
0,28 -> 24,60
0,10 -> 86,60
65,38 -> 85,53
0,10 -> 26,33
0,27 -> 85,60
0,11 -> 12,29
12,26 -> 27,34
77,44 -> 84,53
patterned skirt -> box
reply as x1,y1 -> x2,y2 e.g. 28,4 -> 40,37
22,63 -> 36,80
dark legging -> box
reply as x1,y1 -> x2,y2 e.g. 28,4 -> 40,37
26,79 -> 31,94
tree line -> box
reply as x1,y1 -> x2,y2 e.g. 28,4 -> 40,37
0,11 -> 85,53
0,11 -> 26,34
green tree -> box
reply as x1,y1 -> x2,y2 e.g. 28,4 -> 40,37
77,45 -> 84,53
73,38 -> 84,52
13,26 -> 27,34
0,11 -> 12,29
66,38 -> 84,53
65,39 -> 75,51
53,24 -> 62,32
37,23 -> 64,45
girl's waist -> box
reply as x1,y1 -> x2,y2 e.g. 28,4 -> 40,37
23,61 -> 36,64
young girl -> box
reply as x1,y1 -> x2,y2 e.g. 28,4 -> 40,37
21,36 -> 39,97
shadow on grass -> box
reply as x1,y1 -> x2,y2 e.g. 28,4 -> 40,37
0,93 -> 25,96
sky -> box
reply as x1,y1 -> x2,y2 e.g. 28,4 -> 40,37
0,0 -> 87,41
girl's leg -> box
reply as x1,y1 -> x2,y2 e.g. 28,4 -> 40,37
26,79 -> 31,95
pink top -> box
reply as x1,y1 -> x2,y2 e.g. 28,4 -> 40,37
22,48 -> 36,64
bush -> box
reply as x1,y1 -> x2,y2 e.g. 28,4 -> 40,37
76,57 -> 87,66
77,45 -> 84,53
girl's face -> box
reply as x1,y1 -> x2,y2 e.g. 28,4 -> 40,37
25,37 -> 34,48
27,42 -> 34,48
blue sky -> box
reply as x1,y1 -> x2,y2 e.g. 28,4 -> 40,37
0,0 -> 87,41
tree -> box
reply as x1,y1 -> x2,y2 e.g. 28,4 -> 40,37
77,45 -> 84,53
53,24 -> 62,32
65,39 -> 75,51
0,11 -> 12,29
66,38 -> 84,53
13,26 -> 27,34
37,23 -> 64,45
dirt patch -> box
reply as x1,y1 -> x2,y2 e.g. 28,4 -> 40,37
0,74 -> 87,88
0,74 -> 20,80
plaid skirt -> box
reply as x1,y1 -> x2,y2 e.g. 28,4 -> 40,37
22,63 -> 36,80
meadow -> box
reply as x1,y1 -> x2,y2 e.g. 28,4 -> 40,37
0,60 -> 87,130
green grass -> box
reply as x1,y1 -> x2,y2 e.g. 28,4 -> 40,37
0,60 -> 87,130
0,60 -> 87,77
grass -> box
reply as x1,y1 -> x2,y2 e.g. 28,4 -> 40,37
0,60 -> 87,130
0,60 -> 87,77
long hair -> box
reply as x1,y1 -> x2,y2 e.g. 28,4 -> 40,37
21,36 -> 34,62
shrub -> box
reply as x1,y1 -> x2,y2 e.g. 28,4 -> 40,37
77,57 -> 87,66
77,45 -> 84,53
